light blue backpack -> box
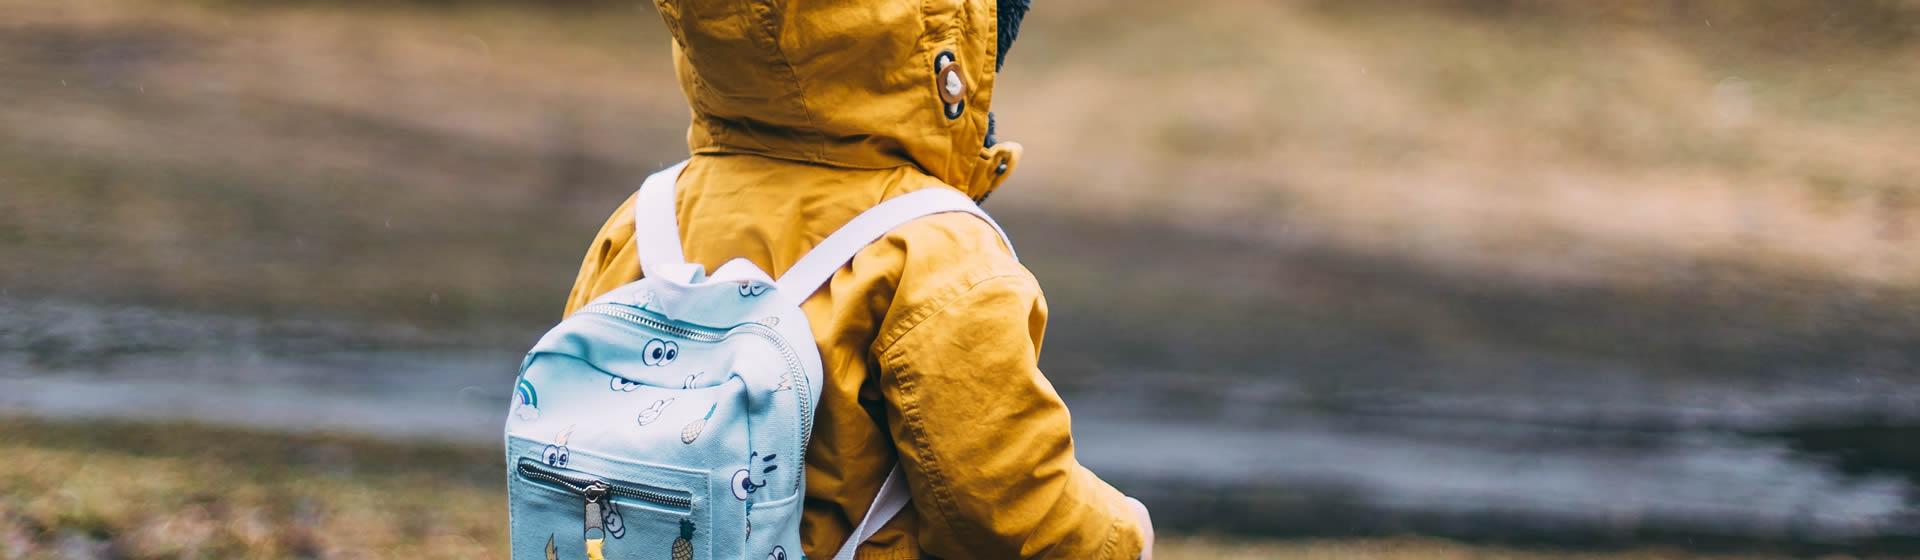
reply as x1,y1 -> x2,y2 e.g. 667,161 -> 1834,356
506,161 -> 1014,560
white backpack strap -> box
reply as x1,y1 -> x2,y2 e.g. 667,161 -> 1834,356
799,188 -> 1012,558
834,464 -> 911,560
776,187 -> 1015,305
631,160 -> 691,279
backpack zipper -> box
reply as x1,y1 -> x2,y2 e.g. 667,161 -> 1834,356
576,303 -> 812,488
518,459 -> 695,512
578,303 -> 729,342
733,322 -> 812,451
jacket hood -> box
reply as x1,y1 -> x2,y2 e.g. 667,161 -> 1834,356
651,0 -> 1021,199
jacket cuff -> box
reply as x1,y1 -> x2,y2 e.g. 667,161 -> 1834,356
852,546 -> 921,560
1097,514 -> 1144,560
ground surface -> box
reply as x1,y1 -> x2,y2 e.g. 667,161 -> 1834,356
0,417 -> 1847,560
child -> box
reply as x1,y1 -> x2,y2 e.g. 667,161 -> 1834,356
563,1 -> 1153,557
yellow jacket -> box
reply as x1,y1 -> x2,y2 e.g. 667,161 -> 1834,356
563,1 -> 1144,558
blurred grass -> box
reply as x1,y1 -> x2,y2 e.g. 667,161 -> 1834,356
3,0 -> 1918,379
1,0 -> 683,329
999,0 -> 1920,284
0,416 -> 1830,559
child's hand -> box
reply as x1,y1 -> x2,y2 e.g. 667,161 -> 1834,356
1125,497 -> 1154,560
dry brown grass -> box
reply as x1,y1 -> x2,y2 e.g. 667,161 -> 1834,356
997,0 -> 1920,287
1155,535 -> 1839,560
5,0 -> 1917,326
2,0 -> 684,325
0,418 -> 503,558
0,417 -> 1830,559
3,0 -> 1918,372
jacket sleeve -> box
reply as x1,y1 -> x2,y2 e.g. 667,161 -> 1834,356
874,263 -> 1145,559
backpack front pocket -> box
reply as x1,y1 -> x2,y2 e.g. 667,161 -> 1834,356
512,458 -> 709,560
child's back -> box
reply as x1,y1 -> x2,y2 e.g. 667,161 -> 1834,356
563,2 -> 1148,558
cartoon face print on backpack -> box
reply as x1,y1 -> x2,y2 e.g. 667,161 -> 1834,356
641,339 -> 680,367
738,281 -> 769,298
730,451 -> 778,500
542,425 -> 575,467
767,546 -> 787,560
609,376 -> 641,392
602,502 -> 626,539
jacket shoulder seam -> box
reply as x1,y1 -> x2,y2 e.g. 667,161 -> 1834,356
871,267 -> 1027,357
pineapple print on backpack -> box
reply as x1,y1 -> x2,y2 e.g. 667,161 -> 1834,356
673,520 -> 695,560
682,404 -> 716,444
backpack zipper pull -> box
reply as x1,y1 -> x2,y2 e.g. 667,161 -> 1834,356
584,481 -> 610,560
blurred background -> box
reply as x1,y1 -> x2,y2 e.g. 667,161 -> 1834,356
4,0 -> 1919,558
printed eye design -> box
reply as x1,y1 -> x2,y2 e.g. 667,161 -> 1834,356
637,398 -> 674,427
738,282 -> 770,297
609,376 -> 642,392
731,469 -> 756,500
602,503 -> 626,539
543,425 -> 575,466
541,444 -> 569,467
641,339 -> 680,367
768,546 -> 787,560
732,451 -> 777,500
